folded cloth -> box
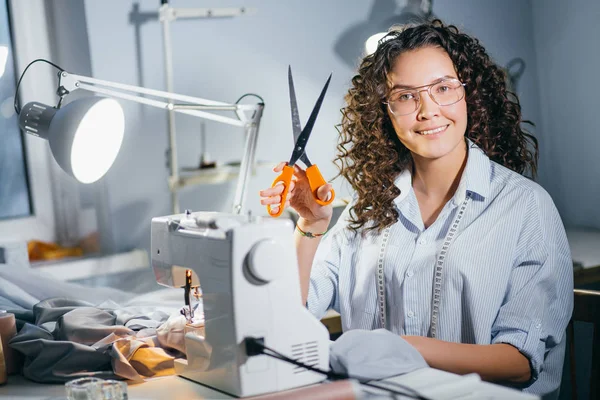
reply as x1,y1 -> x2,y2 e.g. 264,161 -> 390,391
329,329 -> 428,381
9,297 -> 182,382
10,323 -> 117,383
93,331 -> 180,382
34,298 -> 96,325
156,315 -> 187,354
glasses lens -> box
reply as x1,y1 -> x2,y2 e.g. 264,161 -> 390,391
431,80 -> 465,106
387,91 -> 418,116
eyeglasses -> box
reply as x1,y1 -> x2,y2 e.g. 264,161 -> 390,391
384,78 -> 466,116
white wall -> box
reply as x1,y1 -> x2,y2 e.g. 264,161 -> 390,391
82,0 -> 541,251
532,0 -> 600,230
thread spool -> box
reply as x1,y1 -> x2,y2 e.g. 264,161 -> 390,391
0,311 -> 19,375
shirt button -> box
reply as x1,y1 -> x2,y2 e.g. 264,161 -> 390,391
407,310 -> 415,318
406,270 -> 414,277
418,238 -> 427,245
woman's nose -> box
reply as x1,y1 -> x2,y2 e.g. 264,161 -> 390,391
416,90 -> 440,120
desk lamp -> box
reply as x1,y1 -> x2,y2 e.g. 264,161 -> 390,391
364,0 -> 434,55
334,0 -> 434,67
14,59 -> 264,213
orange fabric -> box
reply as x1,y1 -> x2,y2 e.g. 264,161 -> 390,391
28,240 -> 83,261
95,333 -> 176,382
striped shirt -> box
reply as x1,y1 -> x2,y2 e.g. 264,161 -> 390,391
307,141 -> 574,397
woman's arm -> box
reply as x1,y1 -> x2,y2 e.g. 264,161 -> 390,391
259,162 -> 334,305
295,217 -> 331,305
403,336 -> 531,383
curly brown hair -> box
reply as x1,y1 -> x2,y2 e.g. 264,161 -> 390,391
334,20 -> 538,234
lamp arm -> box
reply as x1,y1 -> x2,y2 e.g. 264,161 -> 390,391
76,82 -> 245,128
159,5 -> 255,21
58,71 -> 261,128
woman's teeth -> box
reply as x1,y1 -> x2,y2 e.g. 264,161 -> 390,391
418,125 -> 448,135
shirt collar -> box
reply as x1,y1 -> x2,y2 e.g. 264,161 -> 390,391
393,166 -> 413,205
393,138 -> 491,206
461,139 -> 490,201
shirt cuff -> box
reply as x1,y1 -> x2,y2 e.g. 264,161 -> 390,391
492,318 -> 544,384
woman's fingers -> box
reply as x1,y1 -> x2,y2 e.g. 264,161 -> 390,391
260,179 -> 296,198
260,195 -> 282,206
273,161 -> 287,172
316,183 -> 333,202
269,206 -> 280,215
260,162 -> 309,215
259,181 -> 285,198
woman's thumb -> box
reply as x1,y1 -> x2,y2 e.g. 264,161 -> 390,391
316,184 -> 332,202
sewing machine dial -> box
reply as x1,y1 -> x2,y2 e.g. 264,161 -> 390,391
246,239 -> 284,283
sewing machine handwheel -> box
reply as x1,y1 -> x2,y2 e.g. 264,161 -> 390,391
246,239 -> 283,283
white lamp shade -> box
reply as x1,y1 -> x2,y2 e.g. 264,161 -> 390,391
365,32 -> 388,56
47,97 -> 124,183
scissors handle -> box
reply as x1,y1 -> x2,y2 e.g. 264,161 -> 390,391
306,165 -> 335,206
267,165 -> 294,218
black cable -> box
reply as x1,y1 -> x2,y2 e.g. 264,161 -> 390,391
13,59 -> 65,115
245,337 -> 432,400
261,348 -> 426,399
235,93 -> 264,104
261,344 -> 429,399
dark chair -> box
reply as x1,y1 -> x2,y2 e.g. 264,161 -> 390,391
321,310 -> 343,341
568,289 -> 600,399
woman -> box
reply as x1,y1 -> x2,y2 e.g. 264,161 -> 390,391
260,20 -> 572,397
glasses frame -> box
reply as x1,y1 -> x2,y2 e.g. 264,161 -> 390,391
384,78 -> 467,116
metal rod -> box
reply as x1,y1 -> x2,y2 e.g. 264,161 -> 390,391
231,104 -> 264,214
159,7 -> 254,21
66,73 -> 236,107
160,4 -> 179,214
76,83 -> 245,127
172,104 -> 238,111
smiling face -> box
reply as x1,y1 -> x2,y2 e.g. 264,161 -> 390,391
386,46 -> 468,163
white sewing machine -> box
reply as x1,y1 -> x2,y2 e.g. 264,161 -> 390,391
151,211 -> 329,397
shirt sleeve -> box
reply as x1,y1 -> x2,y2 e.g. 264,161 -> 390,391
306,203 -> 353,320
491,189 -> 574,385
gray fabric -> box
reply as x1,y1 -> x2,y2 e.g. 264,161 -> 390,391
71,268 -> 163,294
9,322 -> 117,383
329,329 -> 428,381
56,308 -> 133,345
34,298 -> 95,325
111,306 -> 171,329
0,262 -> 188,382
9,297 -> 178,383
0,274 -> 39,309
0,265 -> 133,308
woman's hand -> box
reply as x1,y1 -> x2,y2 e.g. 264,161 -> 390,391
259,162 -> 333,224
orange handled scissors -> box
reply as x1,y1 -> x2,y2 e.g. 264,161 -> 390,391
267,66 -> 335,217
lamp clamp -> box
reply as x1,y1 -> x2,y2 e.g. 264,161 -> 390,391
58,71 -> 79,93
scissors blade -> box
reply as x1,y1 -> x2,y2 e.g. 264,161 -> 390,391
288,73 -> 332,166
288,67 -> 313,167
288,66 -> 302,142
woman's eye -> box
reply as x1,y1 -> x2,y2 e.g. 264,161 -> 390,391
396,92 -> 414,102
437,85 -> 450,93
